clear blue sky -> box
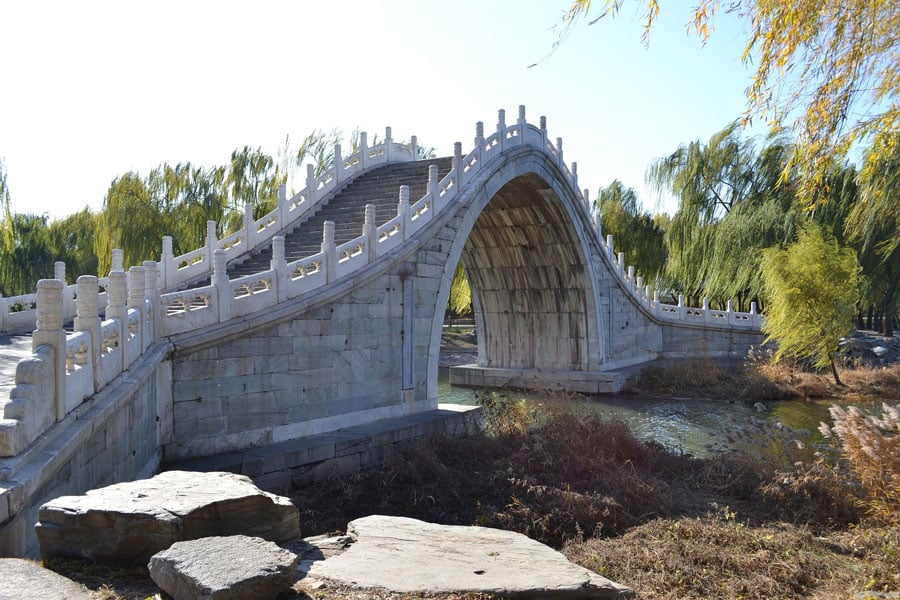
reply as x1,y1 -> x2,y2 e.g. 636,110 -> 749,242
0,0 -> 756,221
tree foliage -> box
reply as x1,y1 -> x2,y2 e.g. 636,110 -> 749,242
594,180 -> 666,285
649,123 -> 802,309
565,0 -> 900,206
760,222 -> 860,384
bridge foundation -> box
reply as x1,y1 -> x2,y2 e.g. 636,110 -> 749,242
449,364 -> 626,394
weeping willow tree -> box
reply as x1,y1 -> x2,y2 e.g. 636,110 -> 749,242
95,149 -> 285,274
845,136 -> 900,335
564,0 -> 900,209
448,263 -> 472,318
761,222 -> 860,385
593,180 -> 666,286
648,123 -> 801,310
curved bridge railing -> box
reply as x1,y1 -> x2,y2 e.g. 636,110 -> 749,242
0,106 -> 762,459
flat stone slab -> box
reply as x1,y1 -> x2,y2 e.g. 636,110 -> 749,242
0,558 -> 91,600
36,470 -> 300,564
149,535 -> 298,600
304,515 -> 632,599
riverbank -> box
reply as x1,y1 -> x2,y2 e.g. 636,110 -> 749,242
49,351 -> 900,599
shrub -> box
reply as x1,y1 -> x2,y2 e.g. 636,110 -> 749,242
819,403 -> 900,524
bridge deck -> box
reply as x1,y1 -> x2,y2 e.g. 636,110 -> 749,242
0,335 -> 32,401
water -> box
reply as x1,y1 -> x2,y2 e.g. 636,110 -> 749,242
437,369 -> 884,457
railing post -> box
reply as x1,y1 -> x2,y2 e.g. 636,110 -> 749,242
277,183 -> 287,227
645,285 -> 653,304
55,261 -> 74,321
306,164 -> 317,205
34,279 -> 67,421
385,126 -> 393,162
653,289 -> 661,316
627,265 -> 635,284
105,269 -> 128,373
74,275 -> 101,392
205,220 -> 217,270
364,204 -> 377,262
636,275 -> 643,296
517,105 -> 527,145
556,137 -> 564,168
160,237 -> 173,289
398,185 -> 411,240
410,135 -> 418,160
703,296 -> 711,323
359,131 -> 368,170
606,234 -> 615,261
540,116 -> 547,149
212,249 -> 230,323
271,236 -> 287,302
617,252 -> 625,275
112,249 -> 124,272
322,221 -> 336,283
571,161 -> 578,191
583,188 -> 590,211
128,265 -> 146,352
727,299 -> 734,325
427,164 -> 439,200
453,142 -> 463,186
751,301 -> 760,328
334,143 -> 342,185
244,202 -> 255,249
677,294 -> 686,320
142,260 -> 160,342
0,293 -> 5,331
497,109 -> 506,151
474,121 -> 484,162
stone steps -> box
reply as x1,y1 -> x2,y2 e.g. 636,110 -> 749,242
227,157 -> 452,280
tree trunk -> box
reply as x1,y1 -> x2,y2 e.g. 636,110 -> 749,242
830,355 -> 845,387
867,305 -> 874,330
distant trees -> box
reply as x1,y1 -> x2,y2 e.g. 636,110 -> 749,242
594,180 -> 666,285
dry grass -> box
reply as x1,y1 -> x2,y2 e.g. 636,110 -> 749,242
634,356 -> 900,403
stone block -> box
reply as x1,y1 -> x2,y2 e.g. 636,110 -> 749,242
37,471 -> 300,564
148,535 -> 298,600
0,558 -> 92,599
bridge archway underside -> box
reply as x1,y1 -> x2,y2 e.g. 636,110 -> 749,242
460,173 -> 592,372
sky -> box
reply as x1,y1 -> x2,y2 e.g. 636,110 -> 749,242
0,0 -> 758,222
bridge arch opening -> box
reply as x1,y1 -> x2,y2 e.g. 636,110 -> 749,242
444,171 -> 598,376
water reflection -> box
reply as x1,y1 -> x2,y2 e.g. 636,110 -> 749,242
437,369 -> 882,457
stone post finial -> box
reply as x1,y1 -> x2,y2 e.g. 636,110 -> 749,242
75,275 -> 101,391
334,143 -> 343,183
142,260 -> 160,341
678,294 -> 684,307
617,252 -> 625,273
475,121 -> 484,146
703,297 -> 710,311
750,301 -> 758,315
272,236 -> 287,302
428,164 -> 439,199
127,266 -> 146,311
322,221 -> 337,283
34,278 -> 67,420
385,126 -> 392,144
212,249 -> 230,322
206,220 -> 217,272
497,109 -> 506,132
410,135 -> 418,160
540,116 -> 547,131
112,249 -> 124,272
54,261 -> 66,282
306,163 -> 317,204
571,161 -> 578,189
453,142 -> 462,172
556,137 -> 564,166
364,204 -> 376,262
359,131 -> 368,169
517,105 -> 526,125
398,185 -> 411,239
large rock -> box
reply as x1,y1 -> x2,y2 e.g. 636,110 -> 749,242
304,515 -> 632,599
36,471 -> 300,564
148,535 -> 298,600
0,558 -> 91,600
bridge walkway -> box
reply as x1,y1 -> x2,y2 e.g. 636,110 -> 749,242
226,157 -> 453,280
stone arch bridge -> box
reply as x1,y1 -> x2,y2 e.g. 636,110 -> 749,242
0,107 -> 763,556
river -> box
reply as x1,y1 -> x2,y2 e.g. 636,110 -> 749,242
437,369 -> 881,457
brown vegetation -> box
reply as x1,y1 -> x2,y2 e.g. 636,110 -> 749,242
54,359 -> 900,599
